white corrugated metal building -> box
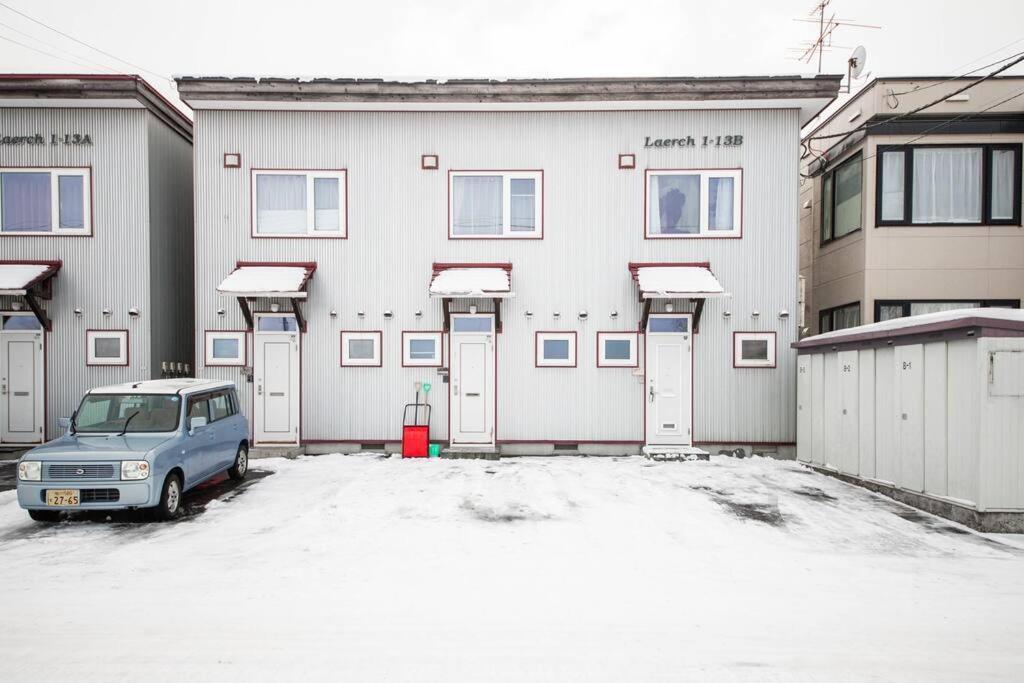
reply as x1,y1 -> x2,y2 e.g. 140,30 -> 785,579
0,75 -> 194,446
175,75 -> 842,455
794,309 -> 1024,531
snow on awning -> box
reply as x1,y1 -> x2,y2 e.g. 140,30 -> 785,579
629,263 -> 729,299
429,264 -> 514,298
217,262 -> 316,299
0,261 -> 61,296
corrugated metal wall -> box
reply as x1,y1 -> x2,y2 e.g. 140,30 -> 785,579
193,108 -> 800,444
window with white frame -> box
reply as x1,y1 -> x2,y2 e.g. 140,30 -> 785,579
536,331 -> 576,367
86,330 -> 128,366
340,331 -> 382,367
450,171 -> 543,238
733,332 -> 776,368
403,331 -> 442,366
0,168 -> 91,235
252,170 -> 347,237
646,169 -> 741,237
205,331 -> 246,366
597,332 -> 638,367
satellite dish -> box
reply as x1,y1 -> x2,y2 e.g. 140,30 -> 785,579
849,46 -> 867,79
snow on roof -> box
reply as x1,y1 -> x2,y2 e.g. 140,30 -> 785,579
429,267 -> 513,298
89,378 -> 236,396
0,262 -> 56,294
217,265 -> 313,298
797,308 -> 1024,347
633,266 -> 727,299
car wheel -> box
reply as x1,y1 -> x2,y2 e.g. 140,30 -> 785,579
28,509 -> 61,523
153,473 -> 183,521
228,444 -> 248,481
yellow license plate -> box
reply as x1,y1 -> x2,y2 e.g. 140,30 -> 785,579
46,489 -> 80,506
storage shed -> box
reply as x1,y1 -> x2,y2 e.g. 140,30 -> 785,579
793,309 -> 1024,532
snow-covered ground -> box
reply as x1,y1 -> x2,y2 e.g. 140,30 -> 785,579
1,454 -> 1023,682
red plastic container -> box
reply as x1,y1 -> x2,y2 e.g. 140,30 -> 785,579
402,425 -> 429,458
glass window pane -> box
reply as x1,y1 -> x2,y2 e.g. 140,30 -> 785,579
256,174 -> 307,234
909,301 -> 979,316
833,157 -> 862,238
452,317 -> 492,332
313,177 -> 340,231
912,148 -> 982,223
510,178 -> 536,232
834,304 -> 861,330
878,305 -> 905,322
94,337 -> 121,358
821,174 -> 833,241
543,338 -> 570,360
648,317 -> 689,333
453,176 -> 502,235
650,174 -> 700,234
57,175 -> 85,229
409,338 -> 436,359
210,394 -> 231,421
257,316 -> 298,331
741,339 -> 769,360
880,152 -> 905,221
708,176 -> 735,230
77,395 -> 180,433
2,315 -> 42,330
348,339 -> 375,359
1,172 -> 51,232
991,149 -> 1015,220
212,337 -> 240,359
604,339 -> 631,360
819,312 -> 833,333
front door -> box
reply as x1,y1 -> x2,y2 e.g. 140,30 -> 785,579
449,314 -> 495,445
254,314 -> 300,445
645,314 -> 692,446
1,317 -> 45,445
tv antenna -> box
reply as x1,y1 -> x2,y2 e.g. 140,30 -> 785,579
789,0 -> 880,73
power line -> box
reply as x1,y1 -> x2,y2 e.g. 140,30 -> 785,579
0,19 -> 119,73
0,1 -> 168,82
888,48 -> 1024,97
0,31 -> 103,71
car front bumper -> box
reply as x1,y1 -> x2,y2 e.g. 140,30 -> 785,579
17,480 -> 157,511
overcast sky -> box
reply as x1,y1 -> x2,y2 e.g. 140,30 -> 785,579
1,0 -> 1022,121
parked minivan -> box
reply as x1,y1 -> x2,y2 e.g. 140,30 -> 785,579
16,378 -> 249,522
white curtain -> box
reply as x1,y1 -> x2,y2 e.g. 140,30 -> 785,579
912,148 -> 982,223
880,152 -> 905,221
453,176 -> 502,235
909,301 -> 978,316
708,176 -> 734,230
991,149 -> 1015,220
256,174 -> 307,233
313,177 -> 340,231
650,174 -> 699,234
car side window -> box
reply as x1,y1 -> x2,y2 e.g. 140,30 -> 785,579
188,395 -> 210,423
209,392 -> 232,422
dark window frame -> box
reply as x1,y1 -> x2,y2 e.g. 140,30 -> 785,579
818,301 -> 861,334
820,152 -> 864,246
875,143 -> 1023,227
873,298 -> 1021,321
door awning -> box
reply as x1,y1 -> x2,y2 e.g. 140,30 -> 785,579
217,261 -> 316,332
0,260 -> 62,330
430,263 -> 513,332
628,262 -> 729,333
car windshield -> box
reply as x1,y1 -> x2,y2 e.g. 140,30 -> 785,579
75,394 -> 181,433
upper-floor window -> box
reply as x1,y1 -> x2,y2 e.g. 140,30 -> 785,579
877,144 -> 1021,226
875,299 -> 1020,322
252,169 -> 347,238
0,168 -> 91,236
646,169 -> 742,237
820,154 -> 861,244
818,302 -> 860,334
449,170 -> 543,238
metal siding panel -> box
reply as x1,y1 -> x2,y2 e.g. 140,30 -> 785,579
946,339 -> 979,505
810,353 -> 824,465
896,344 -> 925,493
857,349 -> 875,479
923,342 -> 948,497
796,354 -> 811,462
822,353 -> 840,469
839,349 -> 859,475
978,338 -> 1024,510
874,347 -> 897,484
192,108 -> 799,443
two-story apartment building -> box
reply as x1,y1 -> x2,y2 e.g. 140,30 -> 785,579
800,76 -> 1024,335
0,75 -> 194,446
176,75 -> 841,455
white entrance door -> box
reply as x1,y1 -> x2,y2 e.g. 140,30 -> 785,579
645,314 -> 693,446
449,314 -> 495,445
1,319 -> 45,445
254,314 -> 300,445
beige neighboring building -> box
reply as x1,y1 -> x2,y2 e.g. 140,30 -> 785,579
799,76 -> 1024,336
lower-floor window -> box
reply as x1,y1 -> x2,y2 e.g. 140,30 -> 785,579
535,331 -> 577,367
596,332 -> 638,367
818,302 -> 860,334
875,299 -> 1020,322
205,331 -> 246,366
402,331 -> 442,367
340,331 -> 382,367
733,331 -> 776,368
86,329 -> 128,366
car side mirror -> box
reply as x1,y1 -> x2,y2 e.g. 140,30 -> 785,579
189,416 -> 208,434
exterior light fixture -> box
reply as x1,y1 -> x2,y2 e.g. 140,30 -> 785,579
610,310 -> 619,319
102,308 -> 112,317
415,310 -> 423,318
217,308 -> 226,316
778,310 -> 790,319
752,310 -> 760,318
357,310 -> 365,318
524,310 -> 533,318
128,307 -> 140,318
665,303 -> 675,313
383,310 -> 394,319
330,309 -> 338,318
578,311 -> 589,320
469,305 -> 477,315
11,301 -> 22,311
553,311 -> 561,319
74,307 -> 83,317
269,303 -> 280,313
723,311 -> 732,318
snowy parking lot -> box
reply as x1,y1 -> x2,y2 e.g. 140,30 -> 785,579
2,454 -> 1023,681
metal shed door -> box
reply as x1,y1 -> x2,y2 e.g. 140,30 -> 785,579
839,350 -> 860,476
896,344 -> 925,492
797,355 -> 812,463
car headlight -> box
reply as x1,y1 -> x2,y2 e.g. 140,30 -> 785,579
121,460 -> 150,481
18,461 -> 42,481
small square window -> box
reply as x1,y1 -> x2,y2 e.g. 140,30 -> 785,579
340,331 -> 382,367
597,332 -> 639,367
86,330 -> 128,366
536,331 -> 577,367
618,154 -> 636,169
733,332 -> 776,368
205,331 -> 246,366
223,153 -> 242,168
421,154 -> 439,170
402,331 -> 443,367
